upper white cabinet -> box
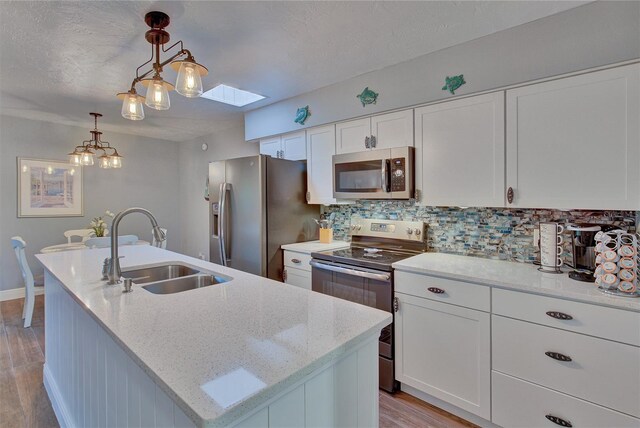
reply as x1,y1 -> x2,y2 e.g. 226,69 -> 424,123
415,92 -> 505,207
506,63 -> 640,210
260,131 -> 306,160
306,125 -> 339,205
336,110 -> 414,154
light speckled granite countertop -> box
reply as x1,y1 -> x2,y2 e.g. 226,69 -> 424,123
393,253 -> 640,312
37,246 -> 391,426
281,240 -> 350,254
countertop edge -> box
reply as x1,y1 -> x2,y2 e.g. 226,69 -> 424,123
392,261 -> 640,313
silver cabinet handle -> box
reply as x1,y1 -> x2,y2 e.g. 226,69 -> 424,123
310,260 -> 391,281
291,258 -> 302,264
365,136 -> 370,149
507,187 -> 514,204
370,135 -> 377,148
545,415 -> 572,427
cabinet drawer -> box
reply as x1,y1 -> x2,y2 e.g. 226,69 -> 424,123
493,315 -> 640,417
493,288 -> 640,346
284,267 -> 311,290
395,271 -> 490,311
492,371 -> 640,428
284,251 -> 312,272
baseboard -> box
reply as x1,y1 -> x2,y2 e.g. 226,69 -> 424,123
0,287 -> 44,302
43,363 -> 71,428
400,383 -> 500,428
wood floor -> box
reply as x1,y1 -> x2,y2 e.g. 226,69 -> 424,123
0,296 -> 476,428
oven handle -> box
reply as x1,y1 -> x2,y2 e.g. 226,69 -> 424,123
310,260 -> 391,281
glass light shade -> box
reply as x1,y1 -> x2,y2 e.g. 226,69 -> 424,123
98,155 -> 111,169
145,79 -> 170,110
109,154 -> 122,169
68,151 -> 82,166
80,149 -> 95,166
121,92 -> 145,120
175,62 -> 203,98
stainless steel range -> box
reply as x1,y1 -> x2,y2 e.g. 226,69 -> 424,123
310,218 -> 426,392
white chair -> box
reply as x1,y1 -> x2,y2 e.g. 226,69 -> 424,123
85,235 -> 139,248
64,228 -> 97,243
11,237 -> 44,328
152,228 -> 167,249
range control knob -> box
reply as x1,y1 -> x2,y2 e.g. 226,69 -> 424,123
415,228 -> 422,236
406,228 -> 413,235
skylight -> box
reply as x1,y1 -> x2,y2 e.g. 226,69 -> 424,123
201,84 -> 265,107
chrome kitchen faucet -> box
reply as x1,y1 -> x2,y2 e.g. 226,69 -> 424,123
106,207 -> 166,285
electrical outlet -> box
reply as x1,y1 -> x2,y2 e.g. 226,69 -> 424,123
533,229 -> 540,248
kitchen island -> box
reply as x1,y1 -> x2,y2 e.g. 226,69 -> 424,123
36,246 -> 391,427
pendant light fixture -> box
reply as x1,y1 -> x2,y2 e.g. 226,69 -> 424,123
68,113 -> 122,169
117,11 -> 208,120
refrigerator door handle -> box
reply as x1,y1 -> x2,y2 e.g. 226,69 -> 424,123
218,182 -> 230,266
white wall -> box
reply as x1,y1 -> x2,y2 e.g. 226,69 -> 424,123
177,124 -> 259,260
0,115 -> 181,292
245,1 -> 640,140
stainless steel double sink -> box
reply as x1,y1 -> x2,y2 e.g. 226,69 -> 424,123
121,263 -> 232,295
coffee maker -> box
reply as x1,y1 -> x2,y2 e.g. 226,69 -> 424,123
567,223 -> 618,282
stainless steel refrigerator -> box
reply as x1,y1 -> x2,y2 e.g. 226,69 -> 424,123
209,155 -> 319,281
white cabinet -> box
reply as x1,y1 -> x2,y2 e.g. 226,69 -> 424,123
394,291 -> 491,419
415,92 -> 505,207
506,63 -> 640,209
260,131 -> 306,160
283,250 -> 312,290
259,136 -> 282,158
306,125 -> 339,204
336,117 -> 371,154
336,110 -> 414,154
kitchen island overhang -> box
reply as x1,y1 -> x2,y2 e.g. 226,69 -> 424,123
37,246 -> 391,427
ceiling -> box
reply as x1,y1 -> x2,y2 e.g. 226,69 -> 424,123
0,1 -> 588,142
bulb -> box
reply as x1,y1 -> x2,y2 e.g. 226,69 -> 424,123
145,79 -> 170,110
99,156 -> 111,169
69,168 -> 75,176
69,153 -> 82,166
110,156 -> 122,169
46,165 -> 54,175
80,151 -> 94,166
175,62 -> 203,98
121,92 -> 144,121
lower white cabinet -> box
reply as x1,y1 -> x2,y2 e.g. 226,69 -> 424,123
394,291 -> 491,419
493,371 -> 640,428
284,267 -> 311,290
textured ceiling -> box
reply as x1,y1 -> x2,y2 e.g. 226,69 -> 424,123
0,1 -> 587,142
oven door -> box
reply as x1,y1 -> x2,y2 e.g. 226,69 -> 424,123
310,259 -> 393,359
333,150 -> 391,199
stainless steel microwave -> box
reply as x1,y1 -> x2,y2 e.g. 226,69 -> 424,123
332,146 -> 415,199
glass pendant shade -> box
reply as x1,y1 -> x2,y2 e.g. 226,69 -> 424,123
175,62 -> 203,97
121,92 -> 145,121
145,78 -> 171,110
80,149 -> 95,166
109,151 -> 123,169
68,150 -> 82,166
98,155 -> 111,169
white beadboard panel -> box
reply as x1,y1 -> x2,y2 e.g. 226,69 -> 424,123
44,274 -> 380,428
268,385 -> 305,427
304,365 -> 334,427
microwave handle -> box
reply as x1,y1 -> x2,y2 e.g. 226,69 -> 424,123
382,159 -> 391,192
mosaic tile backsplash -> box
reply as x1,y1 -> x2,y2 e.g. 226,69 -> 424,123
322,201 -> 637,264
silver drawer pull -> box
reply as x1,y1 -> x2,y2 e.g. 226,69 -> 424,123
291,258 -> 301,264
427,287 -> 445,294
545,351 -> 572,362
546,311 -> 573,320
545,414 -> 572,427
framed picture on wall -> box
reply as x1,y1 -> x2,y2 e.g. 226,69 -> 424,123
17,158 -> 83,217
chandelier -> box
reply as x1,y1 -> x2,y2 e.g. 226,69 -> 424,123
117,11 -> 208,121
68,113 -> 122,169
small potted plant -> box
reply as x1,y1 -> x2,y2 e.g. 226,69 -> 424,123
89,210 -> 115,237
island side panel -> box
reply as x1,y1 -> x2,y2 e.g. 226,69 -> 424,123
42,272 -> 196,428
